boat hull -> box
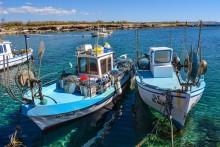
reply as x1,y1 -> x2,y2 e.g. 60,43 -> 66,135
91,32 -> 108,37
137,80 -> 205,130
0,50 -> 33,70
29,97 -> 113,130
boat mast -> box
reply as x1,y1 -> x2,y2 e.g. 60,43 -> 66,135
88,56 -> 91,98
197,20 -> 202,63
170,28 -> 172,48
184,21 -> 188,51
135,30 -> 139,63
96,13 -> 101,46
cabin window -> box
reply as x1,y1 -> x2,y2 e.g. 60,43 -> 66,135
79,57 -> 87,73
0,45 -> 3,53
3,45 -> 7,53
108,57 -> 112,71
154,50 -> 171,63
100,59 -> 107,74
78,57 -> 98,75
89,58 -> 98,74
100,57 -> 112,75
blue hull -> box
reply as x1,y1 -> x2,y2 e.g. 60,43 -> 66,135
22,74 -> 131,130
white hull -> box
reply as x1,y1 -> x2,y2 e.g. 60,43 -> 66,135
137,81 -> 204,129
91,32 -> 108,37
0,52 -> 32,70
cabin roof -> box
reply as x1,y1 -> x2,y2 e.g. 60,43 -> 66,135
76,44 -> 113,58
0,40 -> 11,45
77,51 -> 113,59
150,47 -> 173,51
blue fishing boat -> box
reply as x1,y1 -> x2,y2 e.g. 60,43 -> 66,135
3,41 -> 134,130
135,21 -> 208,130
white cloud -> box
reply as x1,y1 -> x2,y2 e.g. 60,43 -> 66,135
0,1 -> 4,4
0,6 -> 77,15
25,2 -> 32,5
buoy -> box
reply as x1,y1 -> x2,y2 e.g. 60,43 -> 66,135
115,81 -> 122,95
130,76 -> 136,90
110,75 -> 115,85
40,99 -> 47,105
94,46 -> 103,55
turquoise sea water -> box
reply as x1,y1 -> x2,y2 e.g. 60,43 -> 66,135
0,27 -> 220,146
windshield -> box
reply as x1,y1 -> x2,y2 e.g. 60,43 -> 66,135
154,50 -> 171,63
0,45 -> 3,53
78,57 -> 98,75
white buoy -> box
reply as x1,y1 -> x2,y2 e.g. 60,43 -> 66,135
130,76 -> 136,90
115,81 -> 122,95
110,75 -> 115,85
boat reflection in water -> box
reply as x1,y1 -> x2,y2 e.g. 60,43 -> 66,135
31,96 -> 123,146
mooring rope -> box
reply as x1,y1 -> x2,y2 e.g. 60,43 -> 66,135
5,125 -> 26,147
135,104 -> 165,147
164,90 -> 174,147
135,90 -> 174,147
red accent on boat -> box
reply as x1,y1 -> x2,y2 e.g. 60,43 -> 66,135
79,75 -> 88,82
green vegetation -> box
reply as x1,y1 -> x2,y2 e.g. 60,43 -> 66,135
0,21 -> 183,27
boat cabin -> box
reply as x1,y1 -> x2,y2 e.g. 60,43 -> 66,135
149,47 -> 173,78
0,40 -> 13,60
76,44 -> 113,78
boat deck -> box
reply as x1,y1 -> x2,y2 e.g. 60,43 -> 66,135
43,84 -> 85,104
30,83 -> 108,105
23,83 -> 115,116
136,70 -> 182,90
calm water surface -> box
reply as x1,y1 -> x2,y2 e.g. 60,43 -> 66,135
0,27 -> 220,146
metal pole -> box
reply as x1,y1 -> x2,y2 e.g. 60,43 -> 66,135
199,21 -> 202,63
3,55 -> 6,88
170,115 -> 174,147
197,20 -> 202,57
184,26 -> 186,51
24,34 -> 34,103
135,30 -> 139,63
24,34 -> 29,65
170,28 -> 172,48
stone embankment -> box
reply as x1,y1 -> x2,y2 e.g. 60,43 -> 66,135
0,22 -> 196,36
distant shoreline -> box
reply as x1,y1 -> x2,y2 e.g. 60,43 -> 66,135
0,21 -> 219,36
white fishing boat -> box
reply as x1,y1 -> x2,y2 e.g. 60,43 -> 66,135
91,28 -> 113,37
0,39 -> 33,70
135,21 -> 208,130
3,41 -> 134,130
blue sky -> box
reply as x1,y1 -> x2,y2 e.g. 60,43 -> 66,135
0,0 -> 219,22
